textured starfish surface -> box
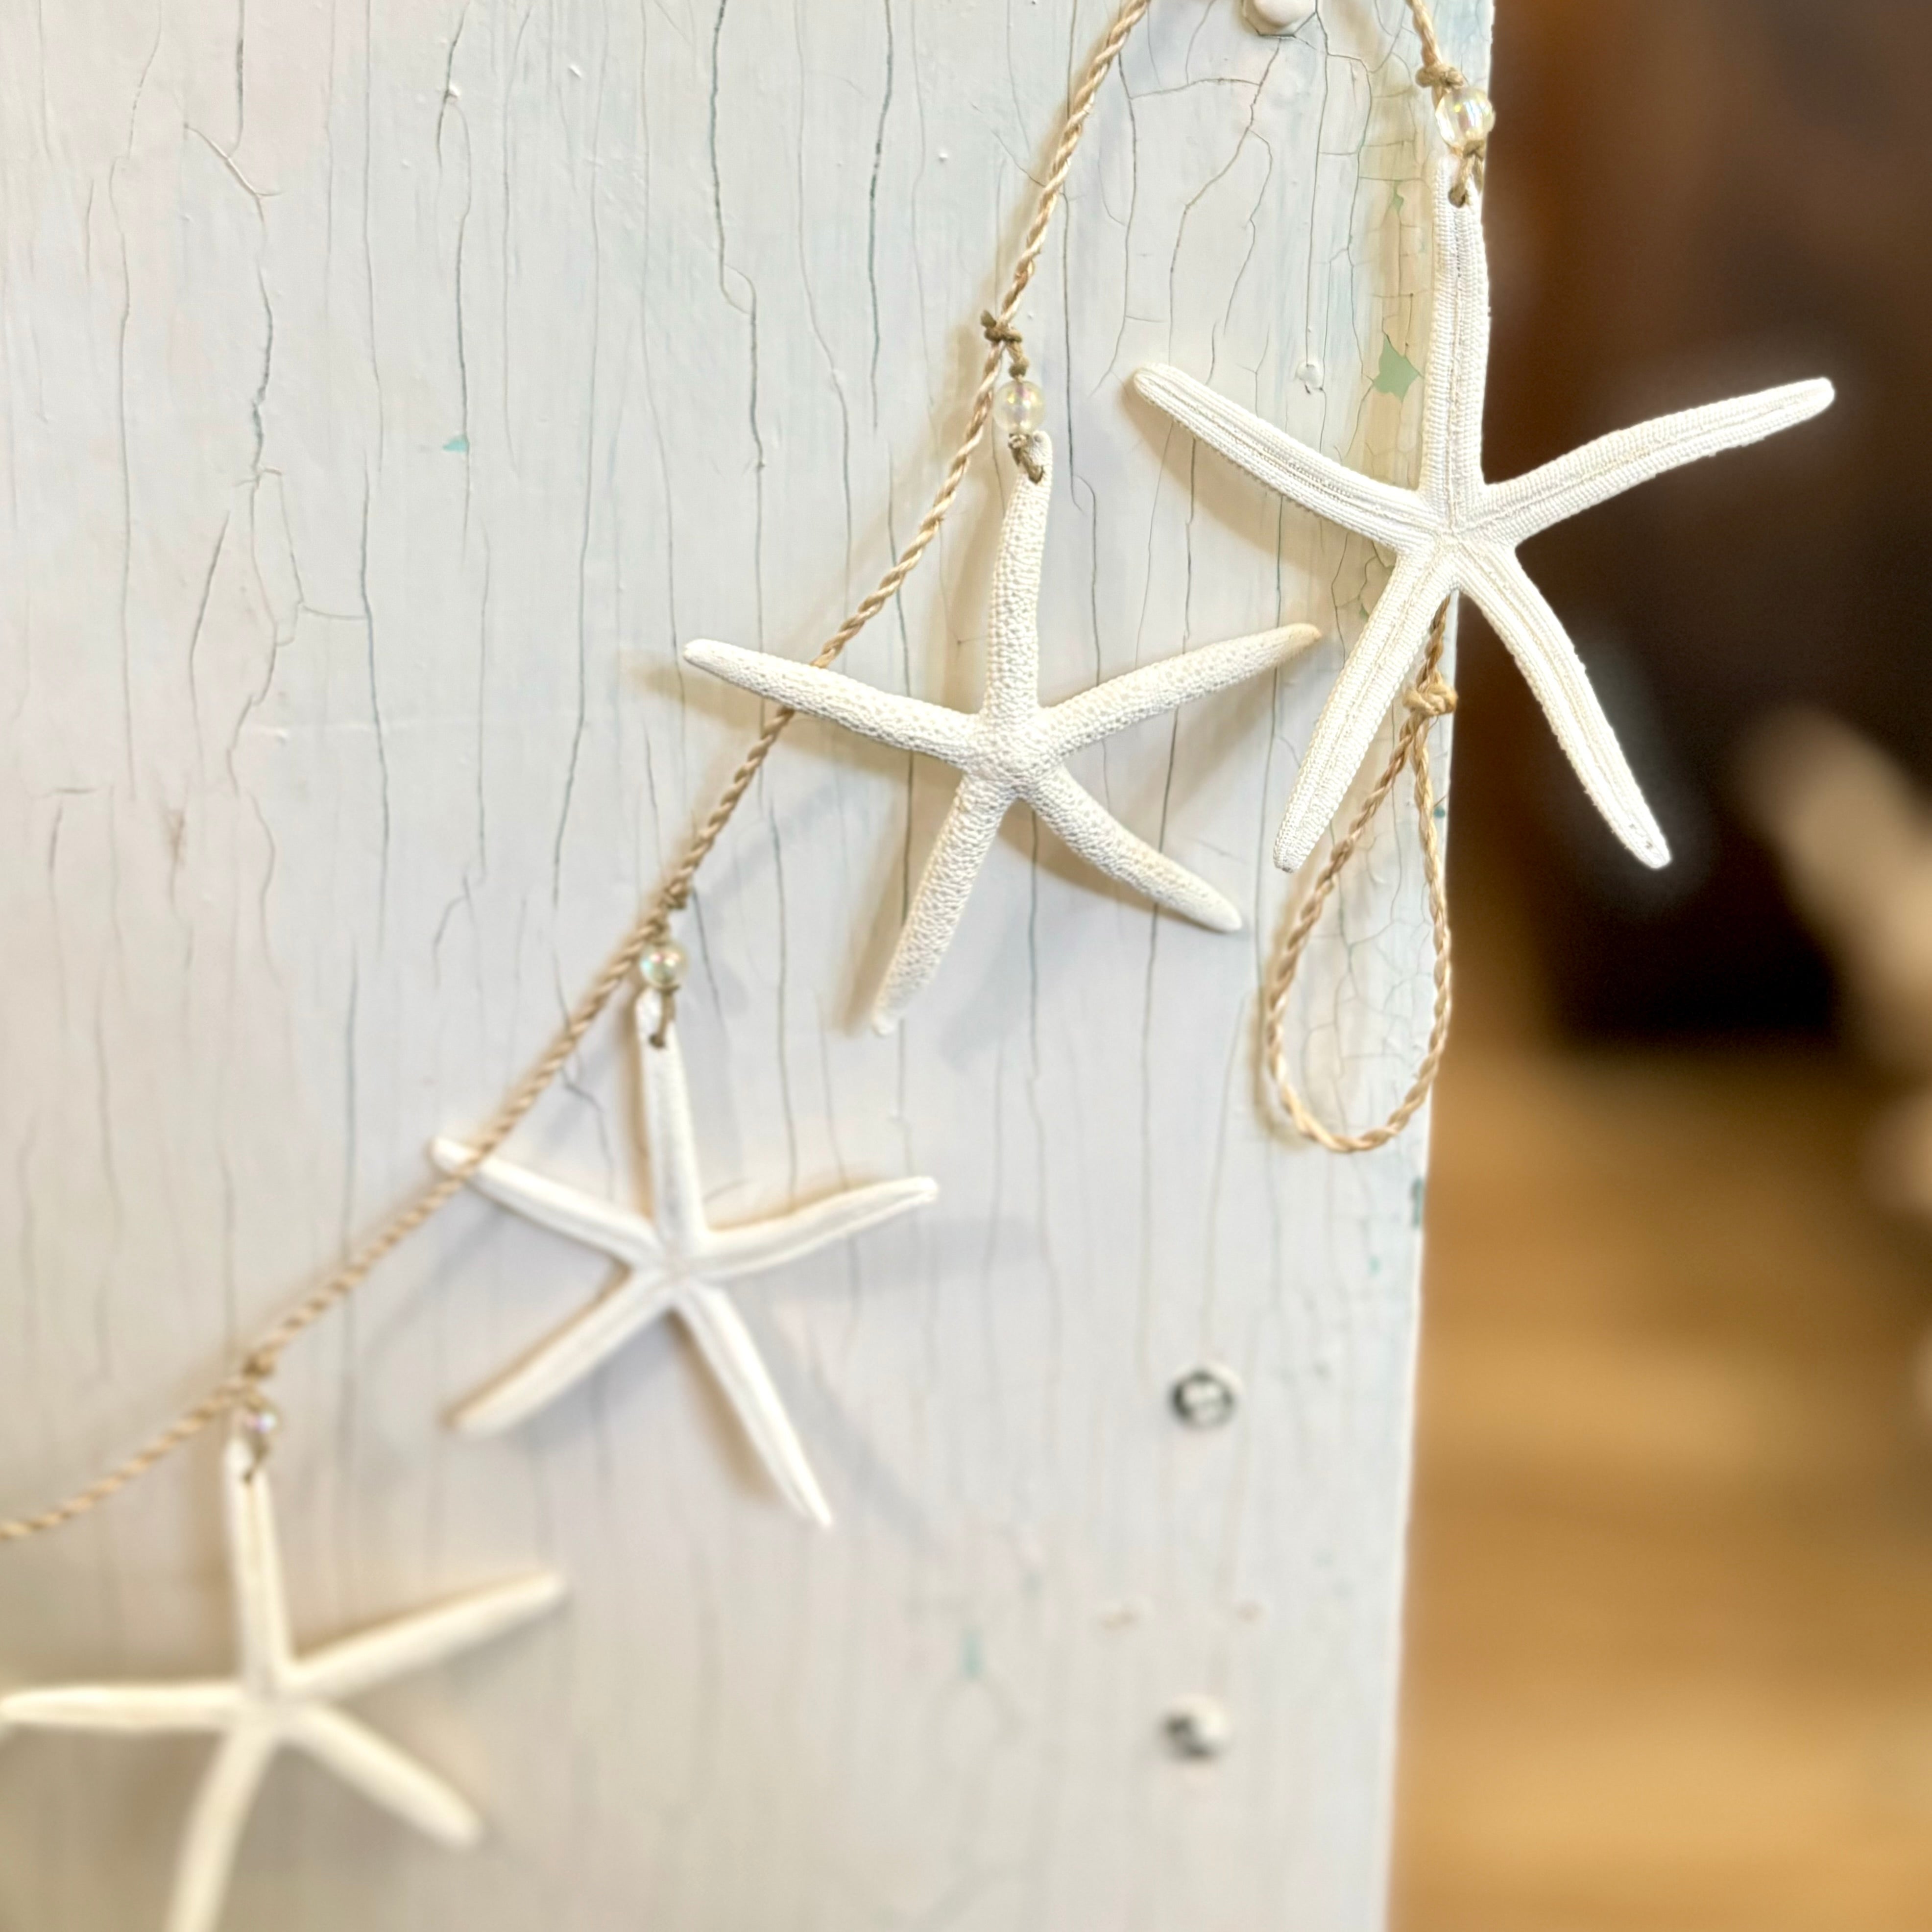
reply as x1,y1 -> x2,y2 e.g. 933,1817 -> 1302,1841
685,433 -> 1317,1030
1136,162 -> 1834,875
435,1010 -> 937,1525
0,1437 -> 563,1932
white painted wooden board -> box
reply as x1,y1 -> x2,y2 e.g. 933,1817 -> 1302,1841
0,0 -> 1488,1926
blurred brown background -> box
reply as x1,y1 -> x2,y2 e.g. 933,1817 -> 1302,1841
1392,2 -> 1932,1927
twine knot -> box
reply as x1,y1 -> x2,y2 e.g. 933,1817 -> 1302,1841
239,1347 -> 278,1390
980,309 -> 1029,380
1403,669 -> 1458,722
1416,58 -> 1465,94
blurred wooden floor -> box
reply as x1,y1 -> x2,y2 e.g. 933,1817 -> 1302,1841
1392,885 -> 1932,1931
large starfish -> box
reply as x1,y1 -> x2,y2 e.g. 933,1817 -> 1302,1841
434,1008 -> 937,1526
1135,161 -> 1834,875
0,1435 -> 564,1932
684,433 -> 1317,1030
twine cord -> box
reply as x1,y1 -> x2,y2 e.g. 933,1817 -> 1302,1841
1263,604 -> 1457,1155
1405,0 -> 1490,203
0,0 -> 1155,1547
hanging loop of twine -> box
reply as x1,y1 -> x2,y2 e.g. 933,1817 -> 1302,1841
1406,0 -> 1490,204
0,0 -> 1155,1550
1263,603 -> 1457,1156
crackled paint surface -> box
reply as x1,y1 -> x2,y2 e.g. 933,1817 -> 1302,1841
0,1 -> 1486,1926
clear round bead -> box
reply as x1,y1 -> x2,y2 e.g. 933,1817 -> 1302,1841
1294,356 -> 1324,393
1434,83 -> 1496,151
236,1397 -> 281,1469
641,942 -> 687,993
992,377 -> 1046,439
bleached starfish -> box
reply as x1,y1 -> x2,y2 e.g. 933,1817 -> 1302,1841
684,433 -> 1318,1030
0,1434 -> 563,1932
1135,161 -> 1834,875
434,1009 -> 937,1526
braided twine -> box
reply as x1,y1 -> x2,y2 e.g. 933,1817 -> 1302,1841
0,0 -> 1154,1546
1263,607 -> 1457,1155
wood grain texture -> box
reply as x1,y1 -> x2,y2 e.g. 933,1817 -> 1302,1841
0,0 -> 1487,1925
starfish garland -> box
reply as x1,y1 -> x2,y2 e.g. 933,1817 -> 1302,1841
435,1008 -> 937,1527
0,1436 -> 564,1932
1135,161 -> 1834,874
685,433 -> 1318,1030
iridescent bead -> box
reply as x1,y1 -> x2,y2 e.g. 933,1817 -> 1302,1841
641,941 -> 687,993
1434,83 -> 1496,152
236,1396 -> 281,1470
992,377 -> 1046,438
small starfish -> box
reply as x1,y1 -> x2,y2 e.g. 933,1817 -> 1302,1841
1135,161 -> 1834,875
435,1009 -> 937,1526
684,433 -> 1317,1030
0,1435 -> 563,1932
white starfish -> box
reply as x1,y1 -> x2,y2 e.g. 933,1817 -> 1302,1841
434,1009 -> 937,1526
1135,161 -> 1835,875
684,433 -> 1318,1030
0,1435 -> 564,1932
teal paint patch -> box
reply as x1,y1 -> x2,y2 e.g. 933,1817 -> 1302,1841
443,434 -> 469,453
961,1628 -> 984,1680
1412,1176 -> 1427,1226
1372,335 -> 1422,400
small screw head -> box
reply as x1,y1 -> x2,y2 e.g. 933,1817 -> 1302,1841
1170,1364 -> 1241,1430
640,941 -> 687,994
1164,1695 -> 1233,1761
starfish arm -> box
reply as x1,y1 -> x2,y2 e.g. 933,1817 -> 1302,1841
165,1726 -> 280,1932
1024,764 -> 1242,933
450,1269 -> 681,1436
1463,544 -> 1670,868
0,1682 -> 241,1733
871,775 -> 1013,1033
1481,379 -> 1835,547
636,1017 -> 710,1254
981,433 -> 1052,726
682,640 -> 975,767
1133,365 -> 1432,551
287,1704 -> 481,1848
678,1283 -> 833,1528
222,1439 -> 293,1697
1047,623 -> 1320,756
701,1176 -> 939,1280
432,1140 -> 660,1269
1421,160 -> 1495,514
292,1573 -> 566,1706
1274,547 -> 1461,873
